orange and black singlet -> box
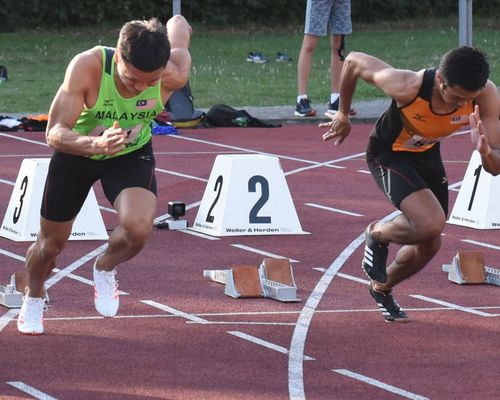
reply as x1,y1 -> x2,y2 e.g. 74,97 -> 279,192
372,68 -> 473,153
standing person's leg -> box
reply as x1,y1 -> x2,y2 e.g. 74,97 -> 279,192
328,0 -> 356,114
329,35 -> 344,96
295,0 -> 330,117
297,34 -> 320,98
295,34 -> 319,117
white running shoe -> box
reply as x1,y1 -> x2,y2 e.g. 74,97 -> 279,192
17,296 -> 45,335
93,258 -> 119,317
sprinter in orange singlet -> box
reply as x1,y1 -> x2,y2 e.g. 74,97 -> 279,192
321,47 -> 500,322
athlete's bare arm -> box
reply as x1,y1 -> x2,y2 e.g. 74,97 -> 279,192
160,15 -> 192,103
321,52 -> 422,145
46,47 -> 126,157
470,81 -> 500,175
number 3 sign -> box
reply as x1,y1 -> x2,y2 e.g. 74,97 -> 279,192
192,155 -> 305,237
448,150 -> 500,229
1,158 -> 108,241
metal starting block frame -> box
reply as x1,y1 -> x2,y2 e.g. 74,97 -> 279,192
442,251 -> 500,286
203,257 -> 300,302
0,272 -> 25,308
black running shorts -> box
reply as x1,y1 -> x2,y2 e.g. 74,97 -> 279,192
41,141 -> 157,222
365,137 -> 449,216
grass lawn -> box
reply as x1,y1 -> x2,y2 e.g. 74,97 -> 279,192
1,18 -> 499,113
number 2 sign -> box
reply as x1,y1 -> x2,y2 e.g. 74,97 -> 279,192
193,155 -> 305,237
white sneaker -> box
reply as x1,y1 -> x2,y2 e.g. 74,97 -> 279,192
93,258 -> 119,317
17,296 -> 45,335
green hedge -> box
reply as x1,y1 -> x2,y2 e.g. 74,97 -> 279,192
1,0 -> 499,31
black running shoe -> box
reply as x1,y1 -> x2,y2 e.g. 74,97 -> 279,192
294,98 -> 317,117
362,223 -> 388,283
328,98 -> 357,116
369,284 -> 408,322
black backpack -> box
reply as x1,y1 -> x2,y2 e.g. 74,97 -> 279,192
203,104 -> 280,128
165,82 -> 205,128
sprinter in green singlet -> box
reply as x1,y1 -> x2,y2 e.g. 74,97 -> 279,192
17,15 -> 192,335
320,47 -> 500,322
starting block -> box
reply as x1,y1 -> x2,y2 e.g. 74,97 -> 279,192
442,251 -> 500,286
0,271 -> 25,308
0,271 -> 49,308
203,257 -> 300,302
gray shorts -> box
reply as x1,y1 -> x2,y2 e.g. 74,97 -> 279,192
304,0 -> 352,36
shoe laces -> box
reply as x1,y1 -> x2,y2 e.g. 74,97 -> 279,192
96,269 -> 118,290
21,296 -> 45,319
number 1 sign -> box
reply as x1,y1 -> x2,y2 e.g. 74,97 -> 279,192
192,154 -> 306,237
448,150 -> 500,229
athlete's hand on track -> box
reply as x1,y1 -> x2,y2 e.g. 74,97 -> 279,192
97,121 -> 127,155
469,105 -> 491,156
320,111 -> 352,146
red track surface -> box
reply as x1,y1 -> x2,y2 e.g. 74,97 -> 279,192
1,125 -> 499,400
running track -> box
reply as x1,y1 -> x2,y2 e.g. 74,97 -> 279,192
1,124 -> 499,400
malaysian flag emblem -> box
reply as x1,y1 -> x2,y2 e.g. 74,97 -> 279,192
136,99 -> 157,110
451,115 -> 468,124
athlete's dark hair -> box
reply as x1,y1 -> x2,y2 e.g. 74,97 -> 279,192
117,18 -> 170,72
438,46 -> 489,91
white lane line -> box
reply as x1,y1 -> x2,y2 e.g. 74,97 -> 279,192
44,245 -> 108,289
305,203 -> 363,217
333,369 -> 429,400
357,169 -> 371,174
411,295 -> 494,317
187,321 -> 296,326
230,244 -> 299,263
183,229 -> 220,240
99,205 -> 116,213
0,154 -> 52,158
141,300 -> 209,324
51,267 -> 128,295
169,134 -> 331,167
0,132 -> 49,146
285,153 -> 365,176
0,308 -> 20,330
461,239 -> 500,251
228,331 -> 315,361
313,267 -> 370,285
0,248 -> 127,294
155,167 -> 208,182
170,134 -> 365,175
6,381 -> 58,400
0,248 -> 26,262
448,180 -> 462,191
154,150 -> 244,155
288,210 -> 401,400
0,178 -> 15,185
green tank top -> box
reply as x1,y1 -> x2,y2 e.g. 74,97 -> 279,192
74,47 -> 164,160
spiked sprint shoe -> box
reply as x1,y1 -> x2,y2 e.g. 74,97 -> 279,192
369,284 -> 408,322
93,259 -> 119,317
362,222 -> 388,283
17,296 -> 45,335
